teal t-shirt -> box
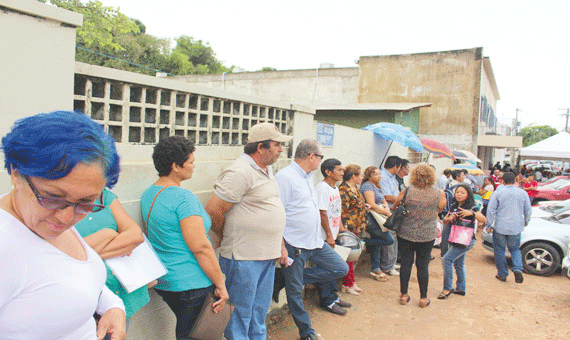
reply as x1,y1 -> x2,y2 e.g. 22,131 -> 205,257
140,185 -> 213,292
75,189 -> 151,318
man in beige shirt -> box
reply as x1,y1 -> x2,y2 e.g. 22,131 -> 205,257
206,122 -> 291,340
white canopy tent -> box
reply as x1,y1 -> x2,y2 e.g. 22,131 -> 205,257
519,131 -> 570,161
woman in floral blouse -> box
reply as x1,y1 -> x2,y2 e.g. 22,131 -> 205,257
339,164 -> 368,295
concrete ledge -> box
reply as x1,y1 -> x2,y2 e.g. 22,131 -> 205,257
0,0 -> 82,27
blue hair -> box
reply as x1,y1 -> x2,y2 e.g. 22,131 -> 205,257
2,111 -> 120,188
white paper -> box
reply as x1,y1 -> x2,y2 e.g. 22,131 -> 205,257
105,239 -> 167,293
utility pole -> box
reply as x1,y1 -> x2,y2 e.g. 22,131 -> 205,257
513,108 -> 520,136
559,108 -> 570,132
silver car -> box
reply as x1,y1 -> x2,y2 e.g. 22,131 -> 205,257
481,211 -> 570,276
532,199 -> 570,218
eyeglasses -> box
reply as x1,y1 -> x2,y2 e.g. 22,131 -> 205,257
313,153 -> 324,159
24,176 -> 105,215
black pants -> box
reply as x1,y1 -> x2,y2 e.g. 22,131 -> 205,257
155,285 -> 212,340
398,237 -> 434,299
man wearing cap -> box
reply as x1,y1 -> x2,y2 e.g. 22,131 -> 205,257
206,122 -> 291,340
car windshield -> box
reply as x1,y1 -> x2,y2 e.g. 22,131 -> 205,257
543,179 -> 570,190
541,199 -> 570,213
547,212 -> 570,224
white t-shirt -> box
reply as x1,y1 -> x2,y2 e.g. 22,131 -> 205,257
316,181 -> 342,241
0,209 -> 124,340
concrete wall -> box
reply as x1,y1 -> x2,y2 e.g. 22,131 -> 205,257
0,0 -> 82,138
358,48 -> 485,150
172,67 -> 360,106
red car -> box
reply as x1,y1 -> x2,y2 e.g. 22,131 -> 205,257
539,176 -> 570,186
534,178 -> 570,202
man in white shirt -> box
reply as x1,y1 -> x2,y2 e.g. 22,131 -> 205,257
276,140 -> 349,340
315,158 -> 351,316
437,169 -> 452,190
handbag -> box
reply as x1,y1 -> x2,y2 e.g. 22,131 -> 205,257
188,291 -> 236,340
448,218 -> 475,248
366,211 -> 387,237
370,210 -> 389,233
383,189 -> 409,233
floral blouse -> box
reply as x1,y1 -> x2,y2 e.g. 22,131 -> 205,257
339,182 -> 367,234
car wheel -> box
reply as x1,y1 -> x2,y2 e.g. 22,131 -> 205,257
521,242 -> 561,277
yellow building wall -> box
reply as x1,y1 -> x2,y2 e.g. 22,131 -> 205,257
358,48 -> 483,143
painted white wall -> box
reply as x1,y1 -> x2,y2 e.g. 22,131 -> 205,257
0,0 -> 81,138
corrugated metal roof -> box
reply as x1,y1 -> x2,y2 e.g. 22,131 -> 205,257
315,103 -> 432,111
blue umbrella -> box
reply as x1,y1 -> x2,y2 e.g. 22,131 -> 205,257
362,122 -> 424,152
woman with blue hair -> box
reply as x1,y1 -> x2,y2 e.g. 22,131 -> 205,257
0,111 -> 126,340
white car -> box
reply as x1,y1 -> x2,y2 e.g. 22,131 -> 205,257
482,212 -> 570,276
532,199 -> 570,218
562,250 -> 570,279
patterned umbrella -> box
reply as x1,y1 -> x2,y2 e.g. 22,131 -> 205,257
450,163 -> 485,175
362,122 -> 424,152
453,149 -> 482,163
420,138 -> 453,158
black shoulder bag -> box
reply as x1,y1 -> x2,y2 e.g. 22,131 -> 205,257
383,188 -> 409,233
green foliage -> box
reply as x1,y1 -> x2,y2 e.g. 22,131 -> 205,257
47,0 -> 139,51
259,67 -> 277,72
39,0 -> 233,76
518,125 -> 559,147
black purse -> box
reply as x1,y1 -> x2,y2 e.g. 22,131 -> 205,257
383,189 -> 409,233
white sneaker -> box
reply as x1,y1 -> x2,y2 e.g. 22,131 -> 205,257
385,269 -> 400,276
352,283 -> 363,292
341,285 -> 360,296
394,264 -> 401,270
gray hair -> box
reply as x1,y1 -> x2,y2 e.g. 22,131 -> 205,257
294,139 -> 321,159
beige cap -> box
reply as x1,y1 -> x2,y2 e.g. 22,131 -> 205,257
247,122 -> 293,143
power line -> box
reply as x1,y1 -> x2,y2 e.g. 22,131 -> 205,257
559,108 -> 570,132
76,46 -> 174,76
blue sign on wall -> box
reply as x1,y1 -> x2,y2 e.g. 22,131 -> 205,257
317,122 -> 334,146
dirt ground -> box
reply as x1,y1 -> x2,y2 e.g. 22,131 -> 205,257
267,232 -> 570,340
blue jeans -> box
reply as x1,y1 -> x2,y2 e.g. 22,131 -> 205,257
493,231 -> 523,278
219,257 -> 275,340
364,232 -> 395,272
155,286 -> 212,340
442,239 -> 475,292
283,241 -> 349,337
380,231 -> 398,271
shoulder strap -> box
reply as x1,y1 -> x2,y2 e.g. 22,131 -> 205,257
146,186 -> 171,227
400,188 -> 409,205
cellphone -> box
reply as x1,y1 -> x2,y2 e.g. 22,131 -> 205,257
287,257 -> 294,266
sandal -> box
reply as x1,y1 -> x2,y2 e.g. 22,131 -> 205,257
437,290 -> 453,299
369,271 -> 389,282
453,290 -> 466,296
419,298 -> 431,308
399,294 -> 411,305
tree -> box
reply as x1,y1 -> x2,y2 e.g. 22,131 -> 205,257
171,36 -> 231,75
258,67 -> 277,72
518,125 -> 558,147
38,0 -> 233,76
40,0 -> 139,51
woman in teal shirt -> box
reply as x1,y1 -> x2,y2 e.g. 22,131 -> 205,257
75,189 -> 150,326
141,136 -> 228,340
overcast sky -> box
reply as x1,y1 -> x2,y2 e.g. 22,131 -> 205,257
103,0 -> 570,131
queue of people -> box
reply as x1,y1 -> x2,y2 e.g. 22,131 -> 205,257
1,111 -> 533,340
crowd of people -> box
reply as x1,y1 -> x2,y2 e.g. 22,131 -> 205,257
0,111 -> 534,340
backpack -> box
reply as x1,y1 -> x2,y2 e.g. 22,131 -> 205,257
442,183 -> 458,216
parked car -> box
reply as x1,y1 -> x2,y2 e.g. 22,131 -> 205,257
561,250 -> 570,279
532,199 -> 570,218
538,176 -> 570,186
534,178 -> 570,202
481,211 -> 570,276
